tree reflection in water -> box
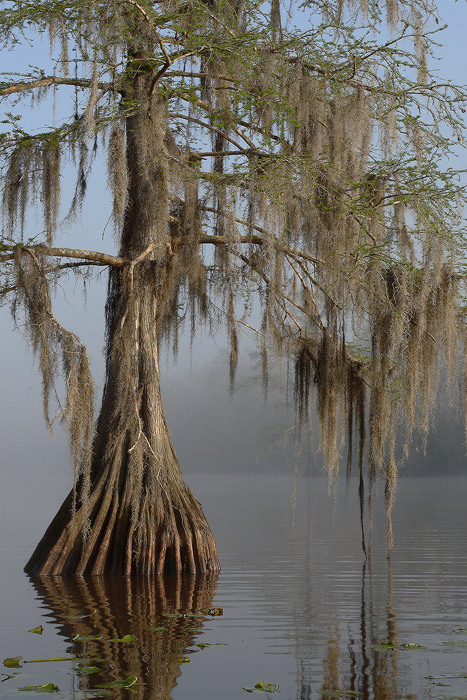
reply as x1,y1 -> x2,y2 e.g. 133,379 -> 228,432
31,574 -> 218,699
294,558 -> 417,700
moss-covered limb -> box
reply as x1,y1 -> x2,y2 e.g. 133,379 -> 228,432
0,75 -> 116,97
0,245 -> 125,267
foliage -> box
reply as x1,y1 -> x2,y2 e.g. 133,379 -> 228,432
1,0 -> 467,562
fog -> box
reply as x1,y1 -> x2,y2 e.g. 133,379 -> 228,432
1,3 -> 467,557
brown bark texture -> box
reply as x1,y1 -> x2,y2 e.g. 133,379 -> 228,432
24,66 -> 220,577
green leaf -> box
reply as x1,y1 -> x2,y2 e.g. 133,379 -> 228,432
372,640 -> 425,651
25,657 -> 74,663
76,666 -> 103,675
454,628 -> 467,634
17,683 -> 60,693
398,643 -> 425,650
195,642 -> 226,649
3,657 -> 23,668
73,634 -> 103,642
107,634 -> 136,643
243,681 -> 280,693
176,657 -> 190,663
442,641 -> 467,647
96,676 -> 138,688
28,626 -> 43,635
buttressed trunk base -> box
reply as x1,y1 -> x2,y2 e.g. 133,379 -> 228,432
25,265 -> 220,576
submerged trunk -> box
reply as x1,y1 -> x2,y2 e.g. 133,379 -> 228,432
24,266 -> 219,575
25,64 -> 220,576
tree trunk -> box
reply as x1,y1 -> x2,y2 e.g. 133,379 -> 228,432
24,62 -> 220,576
24,267 -> 220,575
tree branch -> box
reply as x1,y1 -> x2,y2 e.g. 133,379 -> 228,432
0,76 -> 116,97
0,245 -> 125,268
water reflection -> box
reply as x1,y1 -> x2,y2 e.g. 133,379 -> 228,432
296,548 -> 416,698
31,574 -> 218,699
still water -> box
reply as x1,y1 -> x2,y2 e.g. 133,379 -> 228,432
1,475 -> 466,699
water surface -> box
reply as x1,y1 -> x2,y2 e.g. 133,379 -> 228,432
1,475 -> 466,699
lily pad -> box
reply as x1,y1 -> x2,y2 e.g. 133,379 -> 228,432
372,641 -> 425,651
107,634 -> 136,643
96,676 -> 138,688
76,666 -> 103,675
28,626 -> 43,635
17,683 -> 60,693
243,682 -> 280,693
25,657 -> 73,663
3,657 -> 23,668
73,634 -> 104,642
195,642 -> 226,650
454,629 -> 467,634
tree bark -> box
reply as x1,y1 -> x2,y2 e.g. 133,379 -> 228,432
24,60 -> 220,577
24,265 -> 220,575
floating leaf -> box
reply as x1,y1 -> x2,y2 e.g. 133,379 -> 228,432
207,608 -> 223,616
320,691 -> 363,698
107,634 -> 136,643
96,676 -> 138,688
149,626 -> 166,632
398,643 -> 425,650
372,641 -> 425,651
195,642 -> 226,650
17,683 -> 60,693
454,629 -> 467,634
176,657 -> 190,664
3,657 -> 23,668
76,666 -> 103,675
1,674 -> 15,681
28,626 -> 43,635
25,658 -> 73,663
73,634 -> 103,642
243,682 -> 280,693
63,612 -> 95,620
442,641 -> 467,647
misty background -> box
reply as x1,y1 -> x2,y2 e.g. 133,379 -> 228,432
1,2 -> 466,533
